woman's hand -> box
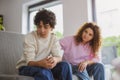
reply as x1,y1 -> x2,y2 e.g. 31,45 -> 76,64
78,61 -> 88,72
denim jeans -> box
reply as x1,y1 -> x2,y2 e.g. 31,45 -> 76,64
71,63 -> 105,80
87,63 -> 105,80
72,65 -> 90,80
19,61 -> 72,80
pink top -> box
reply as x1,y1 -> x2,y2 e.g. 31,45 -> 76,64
59,36 -> 100,65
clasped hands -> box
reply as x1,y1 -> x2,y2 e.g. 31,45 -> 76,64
37,55 -> 57,69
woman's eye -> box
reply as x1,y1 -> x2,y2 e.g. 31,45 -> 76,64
89,34 -> 92,36
85,30 -> 87,33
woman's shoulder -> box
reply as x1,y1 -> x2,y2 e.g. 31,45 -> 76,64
60,35 -> 74,43
63,35 -> 74,40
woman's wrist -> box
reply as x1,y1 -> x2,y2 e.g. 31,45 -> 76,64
85,60 -> 89,65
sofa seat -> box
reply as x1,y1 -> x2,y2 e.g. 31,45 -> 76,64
0,74 -> 80,80
0,74 -> 34,80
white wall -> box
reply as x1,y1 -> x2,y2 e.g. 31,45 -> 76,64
0,0 -> 32,33
0,0 -> 92,35
61,0 -> 92,36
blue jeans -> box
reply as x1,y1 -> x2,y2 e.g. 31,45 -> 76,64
72,63 -> 105,80
18,61 -> 72,80
87,63 -> 105,80
72,65 -> 90,80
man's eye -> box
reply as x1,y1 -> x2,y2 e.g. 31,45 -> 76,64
44,24 -> 49,28
37,25 -> 42,28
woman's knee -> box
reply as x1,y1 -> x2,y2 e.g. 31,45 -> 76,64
93,63 -> 105,71
95,63 -> 104,68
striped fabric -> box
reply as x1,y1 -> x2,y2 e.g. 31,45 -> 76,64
0,31 -> 34,80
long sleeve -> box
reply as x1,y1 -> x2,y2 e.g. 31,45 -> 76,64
51,34 -> 63,58
90,50 -> 101,63
23,33 -> 36,64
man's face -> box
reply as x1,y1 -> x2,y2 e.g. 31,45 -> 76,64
36,21 -> 52,38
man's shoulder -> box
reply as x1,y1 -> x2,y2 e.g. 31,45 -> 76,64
25,31 -> 36,39
50,33 -> 58,40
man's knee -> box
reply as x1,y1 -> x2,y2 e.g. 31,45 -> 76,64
36,68 -> 52,78
57,61 -> 72,73
59,62 -> 71,68
36,68 -> 54,80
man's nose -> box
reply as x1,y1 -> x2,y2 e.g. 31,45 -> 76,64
41,27 -> 45,32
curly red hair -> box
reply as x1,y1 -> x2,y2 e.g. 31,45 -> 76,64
74,22 -> 102,54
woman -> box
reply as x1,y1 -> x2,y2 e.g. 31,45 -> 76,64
60,22 -> 105,80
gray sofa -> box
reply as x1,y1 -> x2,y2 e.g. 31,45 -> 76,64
1,31 -> 114,80
0,31 -> 79,80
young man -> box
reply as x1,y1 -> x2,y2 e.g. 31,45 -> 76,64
16,9 -> 72,80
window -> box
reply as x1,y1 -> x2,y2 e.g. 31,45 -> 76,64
95,0 -> 120,58
28,1 -> 63,39
94,1 -> 120,79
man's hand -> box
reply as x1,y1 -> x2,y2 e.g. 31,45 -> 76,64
36,56 -> 57,69
28,56 -> 61,69
36,58 -> 51,69
46,56 -> 57,69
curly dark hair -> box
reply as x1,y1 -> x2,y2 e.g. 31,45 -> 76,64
74,22 -> 102,54
34,9 -> 56,28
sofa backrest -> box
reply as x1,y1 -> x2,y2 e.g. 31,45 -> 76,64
0,31 -> 24,75
101,46 -> 117,64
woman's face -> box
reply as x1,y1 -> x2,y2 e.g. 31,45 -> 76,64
82,28 -> 94,44
36,21 -> 52,38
